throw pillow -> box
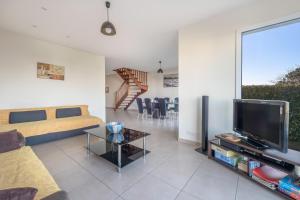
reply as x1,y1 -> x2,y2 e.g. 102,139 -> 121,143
0,187 -> 37,200
0,130 -> 25,153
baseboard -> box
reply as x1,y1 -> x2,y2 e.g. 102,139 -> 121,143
106,107 -> 138,112
178,138 -> 201,146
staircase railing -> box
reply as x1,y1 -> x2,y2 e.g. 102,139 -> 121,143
129,69 -> 147,86
115,81 -> 129,109
114,67 -> 148,110
116,68 -> 147,86
123,68 -> 148,91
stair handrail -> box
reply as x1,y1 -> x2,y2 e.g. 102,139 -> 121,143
123,68 -> 148,90
114,67 -> 149,110
127,68 -> 147,86
115,81 -> 129,109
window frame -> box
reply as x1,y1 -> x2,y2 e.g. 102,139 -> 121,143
235,13 -> 300,98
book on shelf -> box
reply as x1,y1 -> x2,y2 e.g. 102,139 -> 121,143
251,174 -> 276,190
248,160 -> 261,177
279,176 -> 300,195
253,166 -> 287,185
278,187 -> 300,200
211,144 -> 237,157
280,181 -> 300,195
238,159 -> 248,173
214,151 -> 240,167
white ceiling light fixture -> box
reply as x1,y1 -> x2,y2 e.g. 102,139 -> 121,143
157,61 -> 163,74
101,1 -> 116,36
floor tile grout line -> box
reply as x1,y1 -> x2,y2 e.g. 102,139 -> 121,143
39,109 -> 180,199
234,175 -> 240,200
58,141 -> 175,199
149,172 -> 182,191
148,159 -> 198,192
174,164 -> 202,200
57,145 -> 186,197
151,156 -> 204,192
55,144 -> 121,198
118,154 -> 175,197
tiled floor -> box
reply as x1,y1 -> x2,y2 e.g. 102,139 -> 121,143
32,109 -> 284,200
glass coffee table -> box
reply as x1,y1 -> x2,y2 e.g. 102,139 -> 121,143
84,127 -> 150,172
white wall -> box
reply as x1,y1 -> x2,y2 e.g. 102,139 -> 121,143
179,0 -> 300,142
106,69 -> 178,109
0,29 -> 106,121
106,74 -> 123,108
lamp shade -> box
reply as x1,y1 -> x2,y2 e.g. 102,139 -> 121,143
157,68 -> 163,73
157,60 -> 163,73
101,21 -> 116,36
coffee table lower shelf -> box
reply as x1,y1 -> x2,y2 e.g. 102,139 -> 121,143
100,144 -> 150,168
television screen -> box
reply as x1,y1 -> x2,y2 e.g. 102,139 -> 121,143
233,99 -> 289,153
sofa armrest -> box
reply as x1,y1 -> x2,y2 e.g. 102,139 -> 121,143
41,191 -> 69,200
0,130 -> 25,153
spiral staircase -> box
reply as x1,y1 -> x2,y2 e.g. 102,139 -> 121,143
114,68 -> 148,110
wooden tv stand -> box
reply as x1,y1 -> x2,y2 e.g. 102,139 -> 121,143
208,134 -> 300,200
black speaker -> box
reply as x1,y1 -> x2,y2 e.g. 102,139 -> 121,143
196,96 -> 209,155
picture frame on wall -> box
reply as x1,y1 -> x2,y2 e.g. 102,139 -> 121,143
37,62 -> 65,81
163,74 -> 178,87
105,86 -> 109,93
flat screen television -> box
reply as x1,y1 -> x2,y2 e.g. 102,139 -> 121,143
233,99 -> 289,153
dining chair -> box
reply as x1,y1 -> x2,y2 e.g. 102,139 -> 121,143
144,98 -> 152,118
136,98 -> 145,119
174,97 -> 179,119
152,99 -> 160,119
164,97 -> 170,111
166,98 -> 177,119
158,98 -> 167,119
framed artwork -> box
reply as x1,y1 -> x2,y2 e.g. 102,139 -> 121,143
163,74 -> 178,87
105,87 -> 109,93
37,62 -> 65,81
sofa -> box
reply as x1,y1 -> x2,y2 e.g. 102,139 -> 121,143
0,105 -> 104,145
0,130 -> 68,200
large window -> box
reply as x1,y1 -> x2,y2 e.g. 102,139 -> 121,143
241,18 -> 300,151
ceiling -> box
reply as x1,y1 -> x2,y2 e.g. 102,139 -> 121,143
0,0 -> 255,73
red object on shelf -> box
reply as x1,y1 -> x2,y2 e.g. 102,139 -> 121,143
253,166 -> 288,185
278,187 -> 300,200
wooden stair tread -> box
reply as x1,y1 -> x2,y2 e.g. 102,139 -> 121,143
114,67 -> 148,110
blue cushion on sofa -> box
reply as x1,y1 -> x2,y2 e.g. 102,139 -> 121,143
9,110 -> 47,124
56,107 -> 82,118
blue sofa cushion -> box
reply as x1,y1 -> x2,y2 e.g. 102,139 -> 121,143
9,110 -> 47,124
56,107 -> 81,118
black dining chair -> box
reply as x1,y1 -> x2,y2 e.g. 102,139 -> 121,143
167,98 -> 177,119
158,98 -> 167,119
136,98 -> 145,119
152,99 -> 160,119
174,97 -> 179,119
164,97 -> 170,111
144,98 -> 152,118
